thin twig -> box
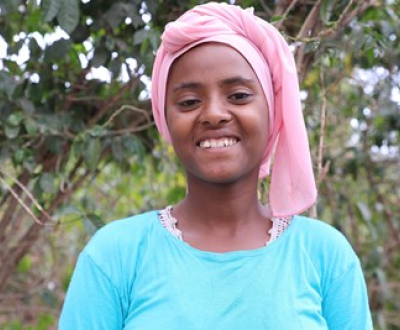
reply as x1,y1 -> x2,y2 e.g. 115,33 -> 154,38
0,176 -> 44,226
317,64 -> 328,185
296,0 -> 322,39
102,104 -> 152,129
318,0 -> 355,38
310,61 -> 329,219
274,0 -> 300,29
0,171 -> 53,223
104,122 -> 155,136
11,175 -> 53,221
295,0 -> 322,80
88,79 -> 139,127
65,95 -> 103,102
258,0 -> 273,16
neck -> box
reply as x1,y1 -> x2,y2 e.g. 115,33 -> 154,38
173,174 -> 270,233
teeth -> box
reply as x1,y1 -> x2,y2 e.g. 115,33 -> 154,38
199,138 -> 237,148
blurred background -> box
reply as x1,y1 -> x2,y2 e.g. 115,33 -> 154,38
0,0 -> 399,328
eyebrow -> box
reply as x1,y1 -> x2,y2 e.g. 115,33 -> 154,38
171,76 -> 256,93
218,76 -> 256,87
172,82 -> 202,92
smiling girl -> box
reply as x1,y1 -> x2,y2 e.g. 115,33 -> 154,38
59,3 -> 373,329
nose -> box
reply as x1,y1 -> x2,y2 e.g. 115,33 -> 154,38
198,99 -> 232,127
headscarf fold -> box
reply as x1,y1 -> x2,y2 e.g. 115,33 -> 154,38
151,2 -> 317,217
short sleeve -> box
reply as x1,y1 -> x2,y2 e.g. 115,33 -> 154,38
59,251 -> 124,330
322,261 -> 373,330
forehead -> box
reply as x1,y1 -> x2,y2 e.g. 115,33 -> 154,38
167,42 -> 258,85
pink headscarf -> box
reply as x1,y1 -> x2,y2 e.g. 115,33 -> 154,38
151,2 -> 317,217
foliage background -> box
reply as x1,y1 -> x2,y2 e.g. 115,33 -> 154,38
0,0 -> 399,329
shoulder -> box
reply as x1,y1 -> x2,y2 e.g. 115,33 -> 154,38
86,210 -> 159,249
82,210 -> 161,273
293,215 -> 352,248
290,215 -> 360,280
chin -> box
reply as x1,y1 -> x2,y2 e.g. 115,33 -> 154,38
191,169 -> 254,186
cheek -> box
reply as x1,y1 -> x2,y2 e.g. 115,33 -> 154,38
246,112 -> 269,135
166,116 -> 195,156
165,109 -> 181,139
166,108 -> 197,134
166,113 -> 185,138
245,114 -> 269,153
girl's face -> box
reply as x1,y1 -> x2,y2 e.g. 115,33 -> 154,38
165,43 -> 269,186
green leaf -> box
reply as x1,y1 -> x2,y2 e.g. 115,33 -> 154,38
111,136 -> 124,161
0,0 -> 23,14
44,38 -> 72,61
44,136 -> 64,155
356,202 -> 372,222
86,213 -> 105,229
107,3 -> 137,29
82,214 -> 105,236
105,3 -> 126,29
139,37 -> 150,57
36,314 -> 55,329
149,30 -> 160,50
55,205 -> 81,217
375,267 -> 390,299
70,23 -> 90,43
166,186 -> 186,204
17,256 -> 33,274
84,137 -> 102,171
13,148 -> 25,164
109,57 -> 122,78
29,37 -> 42,61
91,47 -> 109,68
270,15 -> 284,23
28,80 -> 44,104
0,71 -> 16,100
320,0 -> 336,24
19,98 -> 36,114
355,202 -> 378,240
7,112 -> 23,126
57,0 -> 80,34
3,59 -> 22,76
23,156 -> 36,173
145,0 -> 158,15
26,7 -> 43,33
42,0 -> 61,22
8,39 -> 24,56
39,173 -> 56,194
71,140 -> 84,158
122,135 -> 144,159
0,147 -> 11,164
87,125 -> 107,137
133,28 -> 149,46
5,125 -> 20,139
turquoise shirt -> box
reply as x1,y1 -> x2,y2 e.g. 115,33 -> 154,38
59,211 -> 373,329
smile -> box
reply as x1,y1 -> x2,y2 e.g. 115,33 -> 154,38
198,138 -> 238,149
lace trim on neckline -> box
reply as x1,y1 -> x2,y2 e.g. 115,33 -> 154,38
158,205 -> 293,246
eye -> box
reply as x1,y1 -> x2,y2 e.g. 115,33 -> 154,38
229,92 -> 252,102
178,99 -> 200,107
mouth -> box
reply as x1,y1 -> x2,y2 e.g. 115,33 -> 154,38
198,137 -> 239,149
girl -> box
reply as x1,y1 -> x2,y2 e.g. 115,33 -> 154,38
59,3 -> 373,329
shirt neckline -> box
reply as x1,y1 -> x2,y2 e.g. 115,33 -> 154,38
151,209 -> 299,260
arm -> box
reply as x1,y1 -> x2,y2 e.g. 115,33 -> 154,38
322,261 -> 373,330
59,251 -> 124,329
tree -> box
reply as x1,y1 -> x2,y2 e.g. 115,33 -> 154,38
0,0 -> 399,328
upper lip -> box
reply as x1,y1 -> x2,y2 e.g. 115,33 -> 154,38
195,130 -> 240,146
